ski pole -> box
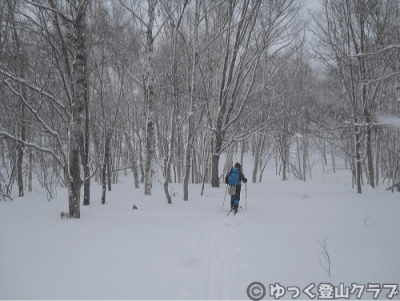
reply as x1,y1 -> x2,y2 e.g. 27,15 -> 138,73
221,185 -> 228,212
245,182 -> 247,211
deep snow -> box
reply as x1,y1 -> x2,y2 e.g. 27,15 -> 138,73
0,158 -> 399,300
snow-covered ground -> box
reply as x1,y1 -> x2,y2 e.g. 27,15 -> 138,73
1,158 -> 399,300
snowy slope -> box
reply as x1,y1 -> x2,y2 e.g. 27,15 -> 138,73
0,160 -> 399,300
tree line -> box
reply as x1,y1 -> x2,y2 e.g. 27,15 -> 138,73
0,0 -> 399,216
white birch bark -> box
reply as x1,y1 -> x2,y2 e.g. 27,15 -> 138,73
144,0 -> 158,195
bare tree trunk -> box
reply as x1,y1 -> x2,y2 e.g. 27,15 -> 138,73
302,134 -> 308,182
355,130 -> 362,193
183,0 -> 199,200
17,121 -> 25,197
17,84 -> 26,197
101,129 -> 112,204
252,138 -> 260,183
9,0 -> 26,197
282,153 -> 288,181
222,144 -> 234,179
131,114 -> 140,188
68,0 -> 89,218
107,144 -> 112,191
365,122 -> 375,188
359,49 -> 374,188
163,109 -> 176,205
69,131 -> 82,218
176,131 -> 182,183
296,137 -> 302,180
278,134 -> 289,181
211,138 -> 222,187
28,148 -> 32,191
200,137 -> 212,196
375,146 -> 379,187
144,0 -> 158,196
240,140 -> 245,167
124,132 -> 139,188
82,47 -> 90,205
322,141 -> 328,165
191,154 -> 195,184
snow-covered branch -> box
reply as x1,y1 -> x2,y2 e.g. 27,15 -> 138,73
352,45 -> 400,57
0,69 -> 69,115
0,131 -> 64,166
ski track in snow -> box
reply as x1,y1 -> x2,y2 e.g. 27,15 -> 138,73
223,212 -> 242,226
206,217 -> 230,300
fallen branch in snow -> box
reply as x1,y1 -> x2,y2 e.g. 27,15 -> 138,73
362,211 -> 378,228
317,236 -> 331,278
0,191 -> 13,201
386,181 -> 400,192
169,187 -> 178,199
294,193 -> 309,200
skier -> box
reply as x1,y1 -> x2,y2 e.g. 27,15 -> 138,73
225,162 -> 247,214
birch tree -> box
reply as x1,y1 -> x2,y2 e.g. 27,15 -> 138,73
121,0 -> 160,196
0,0 -> 90,217
183,0 -> 199,201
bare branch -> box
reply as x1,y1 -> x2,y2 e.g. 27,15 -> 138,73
24,0 -> 73,23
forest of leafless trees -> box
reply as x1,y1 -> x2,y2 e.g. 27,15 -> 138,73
0,0 -> 399,217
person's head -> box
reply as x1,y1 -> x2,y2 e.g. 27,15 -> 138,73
234,162 -> 241,169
